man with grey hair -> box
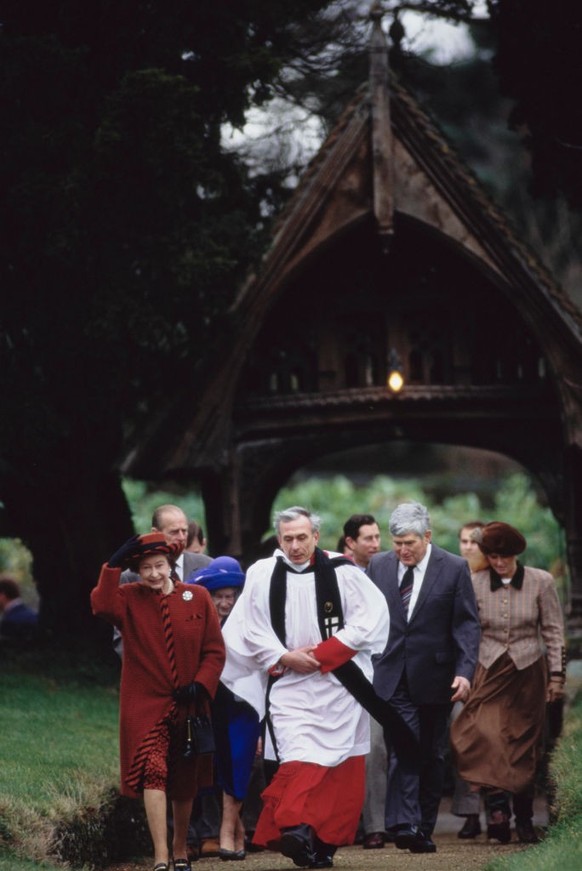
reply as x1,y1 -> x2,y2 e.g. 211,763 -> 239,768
367,502 -> 479,854
221,506 -> 389,869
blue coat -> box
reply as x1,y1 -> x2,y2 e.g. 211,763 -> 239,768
367,544 -> 480,705
1,602 -> 38,640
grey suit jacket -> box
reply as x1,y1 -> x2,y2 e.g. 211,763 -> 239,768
367,544 -> 480,705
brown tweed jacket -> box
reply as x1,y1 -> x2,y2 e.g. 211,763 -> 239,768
472,565 -> 565,674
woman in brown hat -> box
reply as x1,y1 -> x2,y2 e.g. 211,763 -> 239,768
91,533 -> 225,871
451,521 -> 566,845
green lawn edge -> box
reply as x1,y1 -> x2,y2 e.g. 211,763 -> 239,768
3,648 -> 582,870
483,687 -> 582,871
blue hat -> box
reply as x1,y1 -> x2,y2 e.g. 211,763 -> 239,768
188,556 -> 245,592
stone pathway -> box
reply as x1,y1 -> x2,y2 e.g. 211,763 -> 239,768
108,795 -> 546,871
108,835 -> 533,871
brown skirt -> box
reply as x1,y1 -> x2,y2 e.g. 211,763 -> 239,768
450,652 -> 547,794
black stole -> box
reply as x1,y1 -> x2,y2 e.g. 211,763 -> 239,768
269,547 -> 387,724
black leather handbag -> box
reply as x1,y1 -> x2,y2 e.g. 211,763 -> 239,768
183,714 -> 215,758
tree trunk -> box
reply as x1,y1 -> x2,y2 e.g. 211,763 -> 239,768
0,447 -> 134,652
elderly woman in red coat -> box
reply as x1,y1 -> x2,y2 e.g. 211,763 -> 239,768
91,533 -> 225,871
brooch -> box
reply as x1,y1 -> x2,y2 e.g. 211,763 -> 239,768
182,590 -> 193,601
324,601 -> 333,613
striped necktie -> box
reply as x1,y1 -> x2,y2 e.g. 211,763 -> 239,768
399,566 -> 414,616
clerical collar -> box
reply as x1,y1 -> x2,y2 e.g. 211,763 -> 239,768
276,549 -> 314,574
490,562 -> 524,591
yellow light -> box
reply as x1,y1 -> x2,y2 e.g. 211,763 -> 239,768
387,370 -> 404,393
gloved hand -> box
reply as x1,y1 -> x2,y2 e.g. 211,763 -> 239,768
173,682 -> 203,703
108,535 -> 141,568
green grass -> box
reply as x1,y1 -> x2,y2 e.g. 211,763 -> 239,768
484,694 -> 582,871
2,647 -> 582,870
0,648 -> 121,869
0,853 -> 63,871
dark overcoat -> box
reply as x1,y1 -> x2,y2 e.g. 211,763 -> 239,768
367,544 -> 480,705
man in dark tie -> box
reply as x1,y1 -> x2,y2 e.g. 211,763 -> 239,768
367,502 -> 480,854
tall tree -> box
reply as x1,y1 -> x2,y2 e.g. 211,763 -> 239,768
488,0 -> 582,208
0,0 -> 333,647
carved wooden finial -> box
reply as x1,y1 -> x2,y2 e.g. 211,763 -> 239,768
369,0 -> 383,22
369,1 -> 394,251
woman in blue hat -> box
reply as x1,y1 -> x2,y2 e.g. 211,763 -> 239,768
189,557 -> 261,861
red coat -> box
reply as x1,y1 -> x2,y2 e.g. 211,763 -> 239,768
91,564 -> 225,798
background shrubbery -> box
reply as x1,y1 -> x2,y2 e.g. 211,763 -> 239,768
0,470 -> 568,616
273,472 -> 568,600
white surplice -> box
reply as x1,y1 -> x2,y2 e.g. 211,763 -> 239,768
221,550 -> 390,767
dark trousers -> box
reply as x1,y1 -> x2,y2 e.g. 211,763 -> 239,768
383,676 -> 450,836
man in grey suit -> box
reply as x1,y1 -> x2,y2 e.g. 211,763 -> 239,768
367,502 -> 480,854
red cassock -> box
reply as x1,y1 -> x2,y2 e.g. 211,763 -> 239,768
91,565 -> 225,798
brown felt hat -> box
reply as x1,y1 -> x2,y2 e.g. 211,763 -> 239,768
478,522 -> 526,556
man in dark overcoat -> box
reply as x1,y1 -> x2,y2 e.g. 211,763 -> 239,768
367,501 -> 480,854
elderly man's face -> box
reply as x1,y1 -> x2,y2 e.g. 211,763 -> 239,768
392,530 -> 431,566
278,516 -> 319,565
155,509 -> 188,552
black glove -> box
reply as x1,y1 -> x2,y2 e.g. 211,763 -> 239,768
108,535 -> 140,568
173,682 -> 201,703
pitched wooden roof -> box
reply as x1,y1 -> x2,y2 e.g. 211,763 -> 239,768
123,13 -> 582,478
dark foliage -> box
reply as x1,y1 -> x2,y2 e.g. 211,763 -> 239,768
489,0 -> 582,207
0,0 -> 331,646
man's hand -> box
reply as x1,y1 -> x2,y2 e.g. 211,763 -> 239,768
280,646 -> 321,674
450,675 -> 470,702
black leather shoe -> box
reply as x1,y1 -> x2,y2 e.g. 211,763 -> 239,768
458,815 -> 482,839
410,834 -> 436,854
280,824 -> 315,868
310,835 -> 335,868
515,820 -> 540,843
394,825 -> 437,853
309,855 -> 334,869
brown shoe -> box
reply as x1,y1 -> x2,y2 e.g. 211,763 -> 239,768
363,832 -> 385,849
200,837 -> 221,857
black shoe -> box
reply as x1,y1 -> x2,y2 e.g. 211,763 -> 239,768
384,826 -> 398,843
218,848 -> 246,861
487,810 -> 511,844
458,815 -> 482,839
280,824 -> 315,868
309,836 -> 335,868
394,825 -> 437,853
515,820 -> 540,844
309,855 -> 333,869
410,834 -> 436,854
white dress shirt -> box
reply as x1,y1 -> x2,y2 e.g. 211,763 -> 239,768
398,543 -> 432,618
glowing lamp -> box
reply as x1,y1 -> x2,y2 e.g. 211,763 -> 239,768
386,349 -> 404,393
